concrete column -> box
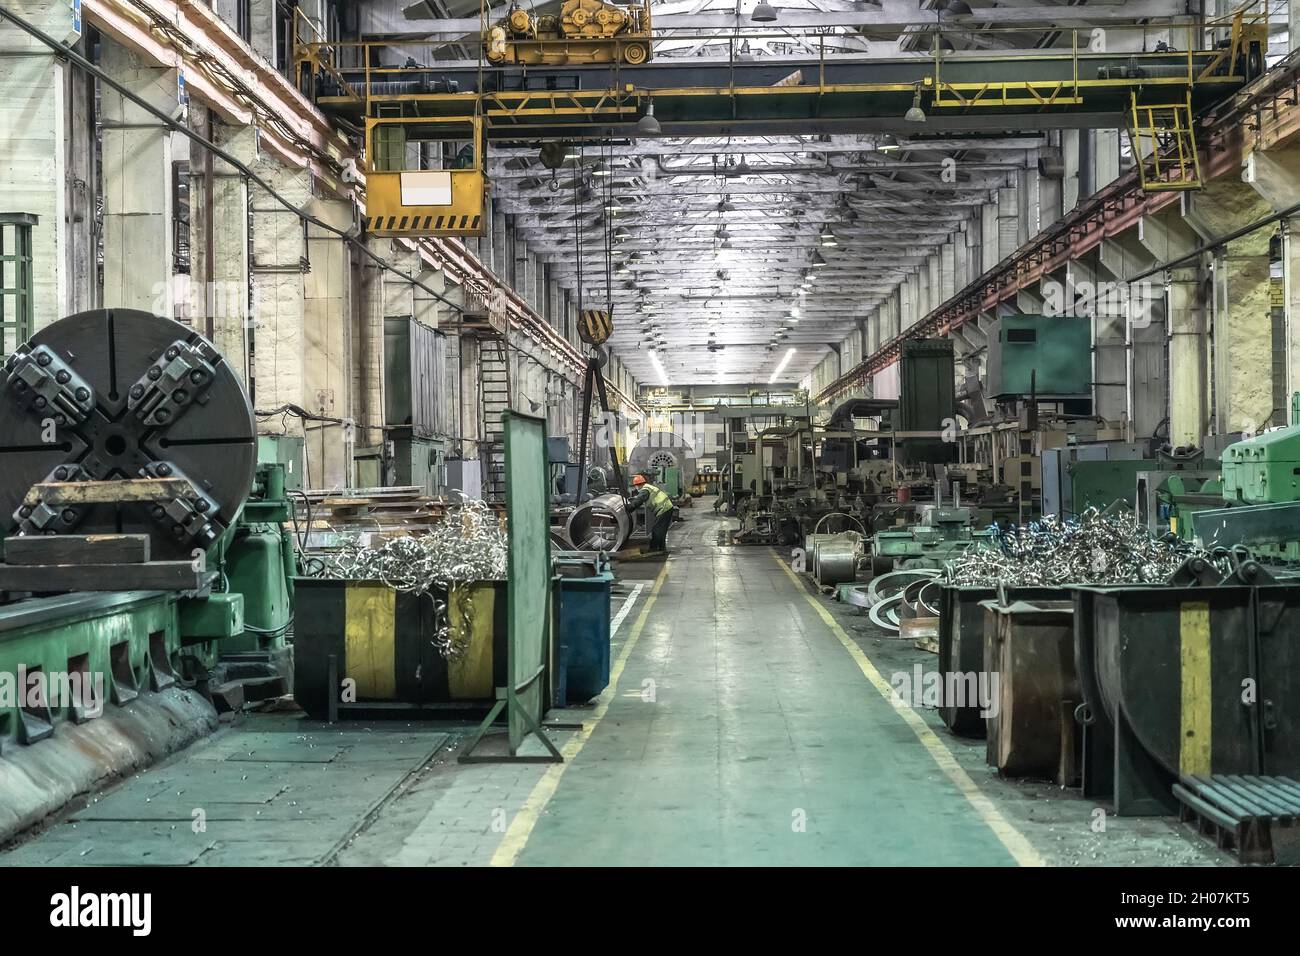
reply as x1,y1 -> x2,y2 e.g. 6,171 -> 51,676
998,186 -> 1020,260
358,238 -> 423,450
1019,166 -> 1041,241
246,149 -> 356,488
1064,258 -> 1126,425
306,203 -> 357,487
1037,146 -> 1063,227
248,159 -> 309,426
1245,146 -> 1300,403
1061,129 -> 1081,213
1016,288 -> 1045,314
1138,211 -> 1207,447
413,264 -> 446,329
1183,180 -> 1278,434
1098,234 -> 1165,439
100,40 -> 178,315
247,0 -> 280,64
189,114 -> 252,381
1,3 -> 80,329
65,47 -> 98,316
1090,129 -> 1122,194
980,203 -> 998,273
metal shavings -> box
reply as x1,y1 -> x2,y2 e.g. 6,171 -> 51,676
311,496 -> 507,659
944,508 -> 1222,587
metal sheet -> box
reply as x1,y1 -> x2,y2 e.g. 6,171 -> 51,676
504,411 -> 551,753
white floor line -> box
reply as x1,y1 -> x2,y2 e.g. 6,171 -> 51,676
609,583 -> 645,640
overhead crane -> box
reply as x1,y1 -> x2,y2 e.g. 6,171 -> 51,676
292,10 -> 1267,239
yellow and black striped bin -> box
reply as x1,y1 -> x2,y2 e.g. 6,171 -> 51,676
293,578 -> 507,719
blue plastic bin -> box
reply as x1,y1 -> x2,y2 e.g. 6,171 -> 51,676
555,572 -> 613,702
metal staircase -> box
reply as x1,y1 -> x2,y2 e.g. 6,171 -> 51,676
479,336 -> 512,501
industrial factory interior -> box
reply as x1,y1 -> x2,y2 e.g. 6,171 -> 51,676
4,0 -> 1300,903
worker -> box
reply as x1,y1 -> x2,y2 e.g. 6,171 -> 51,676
628,474 -> 675,554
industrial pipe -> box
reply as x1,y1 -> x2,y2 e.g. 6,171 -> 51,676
565,493 -> 633,552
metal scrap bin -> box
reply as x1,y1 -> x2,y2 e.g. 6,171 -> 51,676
937,583 -> 1065,737
981,596 -> 1079,781
292,578 -> 507,719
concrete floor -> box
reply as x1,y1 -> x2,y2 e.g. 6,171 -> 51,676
0,509 -> 1233,867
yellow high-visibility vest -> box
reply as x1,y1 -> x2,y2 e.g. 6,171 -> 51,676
642,483 -> 674,515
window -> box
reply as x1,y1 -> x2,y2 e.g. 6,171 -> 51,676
0,213 -> 36,357
172,161 -> 191,275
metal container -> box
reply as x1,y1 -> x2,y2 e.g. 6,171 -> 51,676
981,597 -> 1078,781
1072,581 -> 1283,815
936,583 -> 1068,737
814,543 -> 858,587
292,578 -> 507,719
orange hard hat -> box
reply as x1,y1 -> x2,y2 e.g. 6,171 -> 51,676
632,475 -> 646,486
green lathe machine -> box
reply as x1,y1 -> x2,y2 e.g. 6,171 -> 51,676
0,309 -> 299,751
1192,393 -> 1300,561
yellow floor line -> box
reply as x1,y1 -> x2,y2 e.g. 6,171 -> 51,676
770,551 -> 1046,867
490,561 -> 671,867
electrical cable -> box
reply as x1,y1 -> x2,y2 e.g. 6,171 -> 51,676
573,141 -> 585,314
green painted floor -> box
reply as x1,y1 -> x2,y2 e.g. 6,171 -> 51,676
515,532 -> 1018,866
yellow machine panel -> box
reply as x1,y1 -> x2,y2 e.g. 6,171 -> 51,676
485,0 -> 652,66
363,108 -> 487,238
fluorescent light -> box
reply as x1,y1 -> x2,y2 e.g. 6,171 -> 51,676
649,350 -> 670,386
768,347 -> 796,384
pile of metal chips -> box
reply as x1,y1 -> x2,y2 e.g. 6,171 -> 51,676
943,508 -> 1214,587
311,497 -> 508,658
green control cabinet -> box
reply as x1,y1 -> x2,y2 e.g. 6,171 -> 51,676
986,314 -> 1092,400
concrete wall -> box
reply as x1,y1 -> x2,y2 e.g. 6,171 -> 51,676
0,6 -> 634,495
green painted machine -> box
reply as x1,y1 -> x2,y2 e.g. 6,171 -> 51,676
1192,394 -> 1300,561
870,504 -> 996,575
211,462 -> 297,659
0,310 -> 299,760
1221,393 -> 1300,505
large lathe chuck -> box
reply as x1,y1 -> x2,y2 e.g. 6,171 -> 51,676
0,309 -> 256,559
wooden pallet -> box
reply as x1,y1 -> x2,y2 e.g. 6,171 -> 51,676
1173,775 -> 1300,864
302,487 -> 505,535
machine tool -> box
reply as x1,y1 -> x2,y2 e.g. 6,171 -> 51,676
0,310 -> 297,744
1192,393 -> 1300,561
869,498 -> 995,575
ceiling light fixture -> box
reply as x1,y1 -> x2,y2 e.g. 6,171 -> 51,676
649,350 -> 671,386
752,0 -> 778,23
769,347 -> 796,384
877,134 -> 901,152
904,88 -> 926,123
637,101 -> 662,136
